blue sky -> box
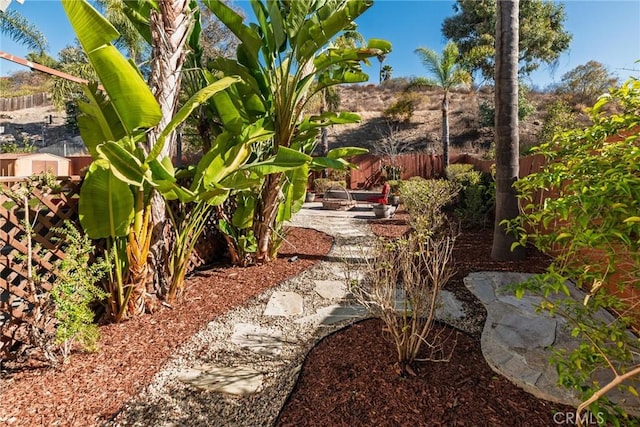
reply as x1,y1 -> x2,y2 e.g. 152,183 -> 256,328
1,0 -> 639,89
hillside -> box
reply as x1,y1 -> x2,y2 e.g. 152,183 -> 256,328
0,77 -> 576,160
327,83 -> 565,158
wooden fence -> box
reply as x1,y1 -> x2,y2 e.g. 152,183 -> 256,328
0,93 -> 51,112
0,176 -> 81,357
348,153 -> 447,189
346,152 -> 547,190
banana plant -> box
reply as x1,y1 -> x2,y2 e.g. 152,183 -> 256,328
62,0 -> 254,317
204,0 -> 391,263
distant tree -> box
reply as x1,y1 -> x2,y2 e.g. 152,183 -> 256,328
50,44 -> 97,131
442,0 -> 571,81
25,51 -> 58,69
198,4 -> 240,63
537,99 -> 576,145
380,64 -> 393,82
557,60 -> 619,105
377,53 -> 387,84
95,0 -> 149,64
414,41 -> 471,170
0,9 -> 48,53
492,0 -> 525,261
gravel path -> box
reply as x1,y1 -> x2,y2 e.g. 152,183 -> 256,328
108,206 -> 376,426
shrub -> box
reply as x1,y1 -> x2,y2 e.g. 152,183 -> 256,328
446,165 -> 494,229
387,179 -> 403,194
478,84 -> 536,127
383,92 -> 421,123
445,164 -> 481,186
400,178 -> 460,234
51,222 -> 109,360
313,178 -> 346,194
509,79 -> 640,425
351,231 -> 458,374
326,168 -> 348,181
536,100 -> 577,146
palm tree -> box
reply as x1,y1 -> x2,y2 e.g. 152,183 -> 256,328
414,42 -> 470,171
0,9 -> 48,53
491,0 -> 525,261
377,53 -> 387,84
380,64 -> 392,82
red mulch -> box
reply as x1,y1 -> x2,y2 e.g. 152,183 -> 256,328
277,211 -> 577,426
1,212 -> 578,427
0,227 -> 332,427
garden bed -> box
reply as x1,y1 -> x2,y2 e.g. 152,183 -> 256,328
1,215 -> 579,426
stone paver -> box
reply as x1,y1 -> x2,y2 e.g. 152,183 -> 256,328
263,291 -> 304,316
177,365 -> 263,396
314,280 -> 348,301
438,290 -> 465,320
466,271 -> 640,414
231,323 -> 285,356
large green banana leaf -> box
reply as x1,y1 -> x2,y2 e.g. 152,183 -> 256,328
62,0 -> 161,132
242,146 -> 312,176
79,161 -> 135,239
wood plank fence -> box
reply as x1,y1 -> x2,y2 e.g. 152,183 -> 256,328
346,152 -> 547,190
0,93 -> 51,112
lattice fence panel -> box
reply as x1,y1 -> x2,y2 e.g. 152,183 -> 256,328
0,177 -> 81,359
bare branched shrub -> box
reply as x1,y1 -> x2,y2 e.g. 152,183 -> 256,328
351,231 -> 458,374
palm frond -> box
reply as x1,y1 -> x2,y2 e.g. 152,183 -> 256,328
0,9 -> 48,52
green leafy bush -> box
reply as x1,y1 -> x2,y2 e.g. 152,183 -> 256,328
446,164 -> 481,185
536,99 -> 577,146
383,92 -> 421,123
509,79 -> 640,425
446,165 -> 494,229
51,222 -> 109,359
400,178 -> 460,234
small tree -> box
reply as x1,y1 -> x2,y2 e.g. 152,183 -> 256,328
352,179 -> 459,374
510,78 -> 640,426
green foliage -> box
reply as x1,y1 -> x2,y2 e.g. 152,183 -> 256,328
383,164 -> 402,181
0,8 -> 48,52
557,60 -> 619,105
0,138 -> 36,153
536,100 -> 577,146
313,178 -> 346,195
478,83 -> 536,127
445,164 -> 480,185
400,178 -> 460,234
50,222 -> 109,359
382,92 -> 420,123
204,0 -> 388,262
509,78 -> 640,423
327,168 -> 348,182
442,0 -> 572,80
447,165 -> 494,229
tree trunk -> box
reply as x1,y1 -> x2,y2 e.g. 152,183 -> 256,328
146,0 -> 193,297
254,173 -> 284,263
491,0 -> 526,261
441,92 -> 450,173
